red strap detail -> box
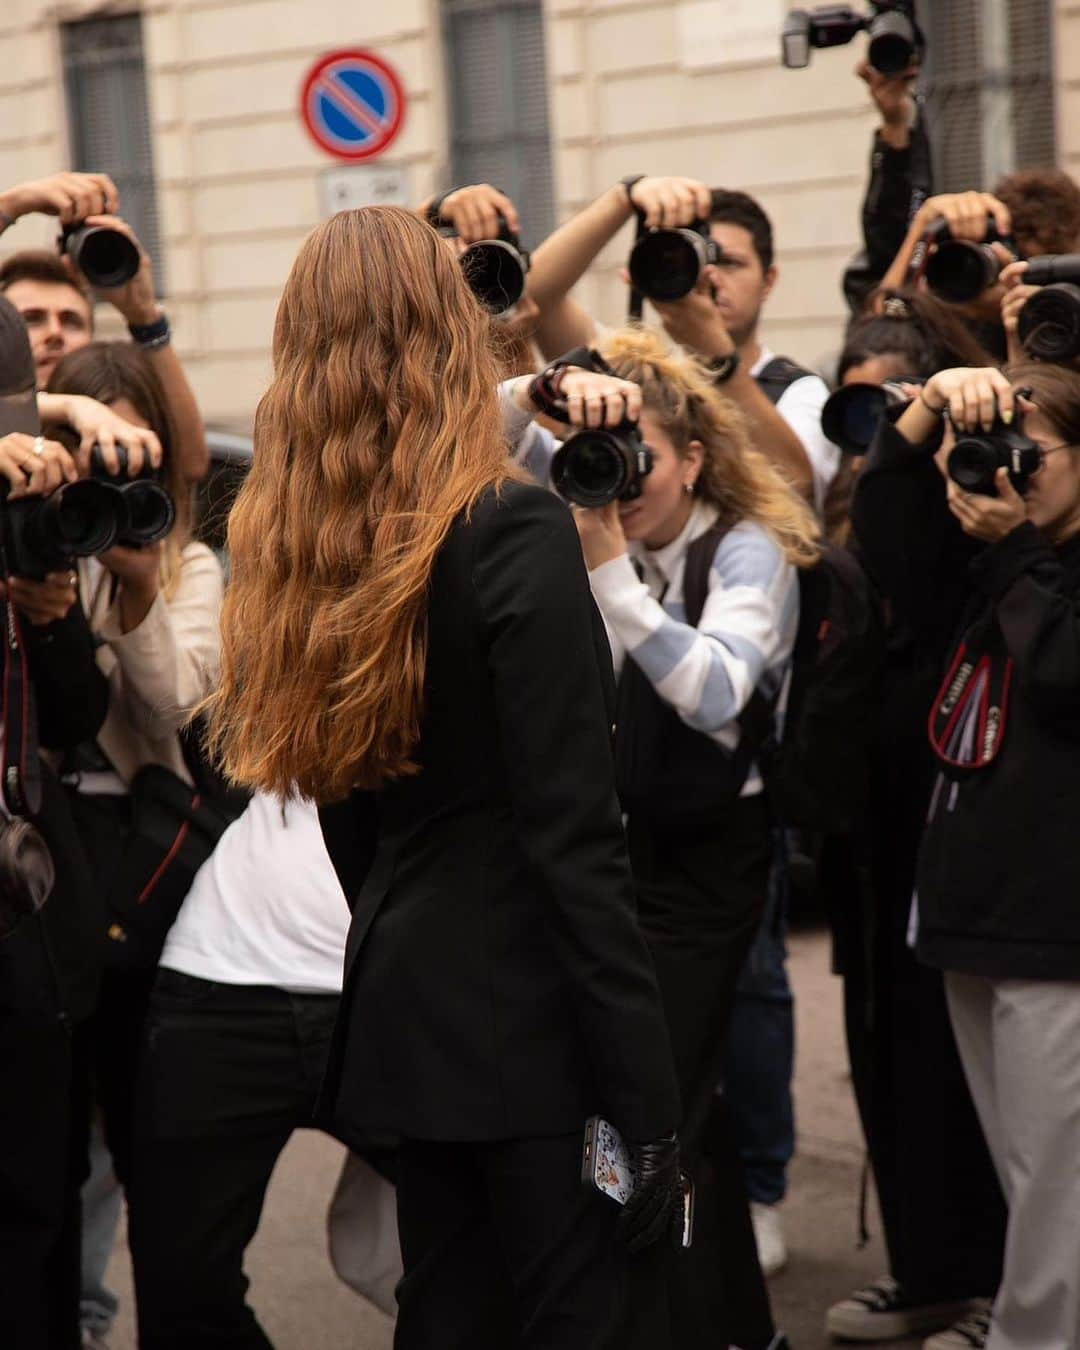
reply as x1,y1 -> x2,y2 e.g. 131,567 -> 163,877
137,794 -> 201,905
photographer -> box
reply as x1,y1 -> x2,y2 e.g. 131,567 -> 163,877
0,297 -> 111,1349
843,58 -> 934,314
525,176 -> 838,510
851,361 -> 1080,1349
36,341 -> 223,1199
876,170 -> 1080,342
0,171 -> 210,482
819,296 -> 1008,1348
507,327 -> 816,1350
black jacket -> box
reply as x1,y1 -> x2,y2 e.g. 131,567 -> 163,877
843,115 -> 934,315
0,602 -> 109,1019
319,481 -> 680,1146
853,420 -> 1080,980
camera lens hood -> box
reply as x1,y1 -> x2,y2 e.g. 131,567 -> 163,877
925,239 -> 1002,305
117,480 -> 177,547
552,426 -> 653,508
461,238 -> 528,315
62,225 -> 140,289
1018,284 -> 1080,363
629,228 -> 712,303
821,383 -> 889,457
867,8 -> 916,75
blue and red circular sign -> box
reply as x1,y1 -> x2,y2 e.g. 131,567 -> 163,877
301,50 -> 406,162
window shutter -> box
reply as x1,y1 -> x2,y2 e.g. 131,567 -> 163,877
919,0 -> 1055,192
61,14 -> 163,291
442,0 -> 555,248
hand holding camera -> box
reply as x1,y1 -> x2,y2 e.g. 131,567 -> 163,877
650,275 -> 734,361
428,183 -> 521,246
37,392 -> 162,477
65,213 -> 158,322
856,56 -> 918,148
0,432 -> 78,501
0,171 -> 119,229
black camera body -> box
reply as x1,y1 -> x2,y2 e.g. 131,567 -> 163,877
948,417 -> 1041,498
782,2 -> 921,74
60,224 -> 140,289
924,220 -> 1016,305
1017,254 -> 1080,362
629,219 -> 719,304
821,378 -> 915,456
551,424 -> 654,508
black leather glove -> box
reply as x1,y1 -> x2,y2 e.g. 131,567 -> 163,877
618,1132 -> 683,1253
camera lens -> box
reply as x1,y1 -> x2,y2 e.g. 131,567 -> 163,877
48,480 -> 122,555
867,9 -> 915,75
461,240 -> 527,315
821,383 -> 890,457
925,241 -> 1001,304
62,226 -> 140,289
948,436 -> 1002,496
629,229 -> 708,303
1018,284 -> 1080,363
118,481 -> 176,546
552,432 -> 629,508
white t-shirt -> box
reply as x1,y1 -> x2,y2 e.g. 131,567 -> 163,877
160,792 -> 349,994
752,347 -> 840,515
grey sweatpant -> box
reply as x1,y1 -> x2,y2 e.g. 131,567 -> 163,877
945,972 -> 1080,1350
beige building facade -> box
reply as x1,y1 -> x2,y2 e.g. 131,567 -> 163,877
0,0 -> 1073,430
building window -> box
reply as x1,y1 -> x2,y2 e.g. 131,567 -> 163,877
442,0 -> 555,247
919,0 -> 1055,192
61,13 -> 163,288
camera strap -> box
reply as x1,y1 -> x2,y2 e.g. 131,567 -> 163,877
928,616 -> 1013,775
628,213 -> 648,323
0,598 -> 42,817
527,347 -> 616,420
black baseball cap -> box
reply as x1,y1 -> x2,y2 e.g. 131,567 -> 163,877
0,293 -> 40,438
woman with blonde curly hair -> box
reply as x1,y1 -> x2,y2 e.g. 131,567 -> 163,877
505,326 -> 818,1350
192,207 -> 682,1350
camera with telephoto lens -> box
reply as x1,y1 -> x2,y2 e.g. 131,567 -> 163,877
821,378 -> 916,456
551,423 -> 654,508
947,415 -> 1041,498
2,476 -> 123,581
59,223 -> 140,289
782,2 -> 921,74
629,219 -> 719,304
460,221 -> 531,315
924,220 -> 1014,305
89,443 -> 176,548
1017,254 -> 1080,362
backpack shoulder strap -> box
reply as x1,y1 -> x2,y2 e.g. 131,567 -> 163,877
682,524 -> 729,630
755,356 -> 814,407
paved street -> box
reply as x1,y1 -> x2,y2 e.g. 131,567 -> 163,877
105,924 -> 925,1349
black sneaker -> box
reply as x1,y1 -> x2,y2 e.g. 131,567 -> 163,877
825,1276 -> 981,1342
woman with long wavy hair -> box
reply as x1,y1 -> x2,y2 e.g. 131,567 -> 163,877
204,207 -> 681,1348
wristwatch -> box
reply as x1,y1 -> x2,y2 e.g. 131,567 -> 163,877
620,174 -> 646,212
708,351 -> 740,384
128,311 -> 171,350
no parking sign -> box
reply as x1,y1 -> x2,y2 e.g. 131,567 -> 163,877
300,50 -> 406,162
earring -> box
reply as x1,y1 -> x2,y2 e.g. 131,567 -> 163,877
684,481 -> 695,495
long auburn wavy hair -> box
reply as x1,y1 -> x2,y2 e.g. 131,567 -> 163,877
205,207 -> 520,802
598,327 -> 821,568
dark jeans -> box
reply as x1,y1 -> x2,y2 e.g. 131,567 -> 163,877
128,972 -> 339,1350
629,795 -> 776,1350
395,1134 -> 647,1350
726,840 -> 796,1208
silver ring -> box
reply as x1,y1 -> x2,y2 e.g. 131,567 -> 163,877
31,436 -> 45,458
68,573 -> 77,589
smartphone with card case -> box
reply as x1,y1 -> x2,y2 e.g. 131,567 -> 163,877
581,1115 -> 695,1248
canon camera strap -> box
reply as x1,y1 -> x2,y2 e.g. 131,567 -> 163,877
928,616 -> 1013,776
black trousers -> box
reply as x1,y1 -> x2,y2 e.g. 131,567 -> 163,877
0,1011 -> 90,1350
128,971 -> 340,1350
395,1134 -> 653,1350
825,725 -> 1007,1304
628,795 -> 776,1350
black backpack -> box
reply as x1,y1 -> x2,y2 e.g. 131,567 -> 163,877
682,528 -> 883,836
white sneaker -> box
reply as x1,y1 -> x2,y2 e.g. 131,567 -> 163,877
750,1200 -> 788,1277
923,1305 -> 993,1349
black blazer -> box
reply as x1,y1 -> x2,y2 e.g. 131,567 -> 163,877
319,481 -> 680,1145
